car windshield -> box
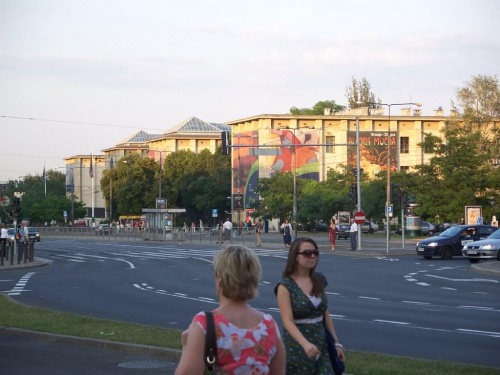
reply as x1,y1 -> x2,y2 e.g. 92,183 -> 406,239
28,227 -> 37,233
487,230 -> 500,240
439,226 -> 463,237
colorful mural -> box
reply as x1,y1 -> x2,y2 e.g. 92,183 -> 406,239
347,131 -> 397,177
269,128 -> 320,181
232,131 -> 259,209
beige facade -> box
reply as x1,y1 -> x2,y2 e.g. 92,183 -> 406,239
225,109 -> 448,210
64,117 -> 229,222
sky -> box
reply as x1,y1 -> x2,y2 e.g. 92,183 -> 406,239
1,0 -> 499,182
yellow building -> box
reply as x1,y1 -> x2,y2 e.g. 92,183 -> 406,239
225,107 -> 449,210
64,117 -> 229,223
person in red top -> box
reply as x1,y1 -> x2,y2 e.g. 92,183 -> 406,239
329,218 -> 337,252
175,245 -> 286,375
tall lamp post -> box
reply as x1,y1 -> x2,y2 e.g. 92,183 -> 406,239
373,102 -> 421,254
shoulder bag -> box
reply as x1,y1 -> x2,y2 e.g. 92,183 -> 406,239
324,318 -> 345,375
204,311 -> 217,373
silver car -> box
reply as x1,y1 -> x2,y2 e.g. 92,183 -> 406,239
462,229 -> 500,263
360,221 -> 379,234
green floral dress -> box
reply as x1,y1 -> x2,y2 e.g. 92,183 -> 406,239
276,274 -> 334,375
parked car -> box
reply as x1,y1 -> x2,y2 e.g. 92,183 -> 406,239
416,224 -> 499,260
95,224 -> 111,235
336,224 -> 351,240
421,221 -> 436,236
7,228 -> 16,244
462,229 -> 500,263
27,227 -> 40,242
360,221 -> 379,234
314,221 -> 329,232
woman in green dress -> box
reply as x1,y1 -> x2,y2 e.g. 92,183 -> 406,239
275,237 -> 345,374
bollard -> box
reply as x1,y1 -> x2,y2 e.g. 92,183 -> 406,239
24,242 -> 28,263
29,241 -> 34,262
10,245 -> 14,265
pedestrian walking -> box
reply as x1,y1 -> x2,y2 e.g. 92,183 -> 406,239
275,237 -> 345,374
329,218 -> 337,252
175,245 -> 286,375
223,218 -> 232,241
280,219 -> 292,249
255,219 -> 262,247
350,217 -> 358,251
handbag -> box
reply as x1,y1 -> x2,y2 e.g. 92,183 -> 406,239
204,311 -> 217,373
325,323 -> 345,375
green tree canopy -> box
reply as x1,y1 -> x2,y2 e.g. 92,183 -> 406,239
290,100 -> 345,115
345,77 -> 381,108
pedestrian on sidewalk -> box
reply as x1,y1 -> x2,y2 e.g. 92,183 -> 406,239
350,217 -> 358,251
255,219 -> 262,247
280,219 -> 292,249
329,218 -> 337,252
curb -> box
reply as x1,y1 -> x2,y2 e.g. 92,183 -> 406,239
0,257 -> 53,272
0,326 -> 182,361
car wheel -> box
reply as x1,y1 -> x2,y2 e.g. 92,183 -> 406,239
423,256 -> 432,260
468,258 -> 480,264
440,247 -> 453,260
427,231 -> 434,236
497,251 -> 500,261
369,228 -> 374,234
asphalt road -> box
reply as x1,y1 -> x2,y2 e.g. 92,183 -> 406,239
2,237 -> 500,369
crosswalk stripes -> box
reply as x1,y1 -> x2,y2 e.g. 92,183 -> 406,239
47,246 -> 287,264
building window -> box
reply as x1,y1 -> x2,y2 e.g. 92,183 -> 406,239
326,136 -> 335,153
400,137 -> 409,153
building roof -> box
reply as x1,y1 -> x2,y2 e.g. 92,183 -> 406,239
116,130 -> 163,145
163,116 -> 230,135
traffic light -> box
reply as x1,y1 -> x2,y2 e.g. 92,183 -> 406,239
349,183 -> 358,205
13,197 -> 21,217
390,183 -> 400,204
221,131 -> 230,155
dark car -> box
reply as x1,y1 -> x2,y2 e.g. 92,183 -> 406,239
416,225 -> 499,260
27,227 -> 40,242
314,221 -> 329,232
335,224 -> 351,240
7,228 -> 16,244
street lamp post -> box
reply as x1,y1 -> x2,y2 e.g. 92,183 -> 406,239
374,102 -> 421,254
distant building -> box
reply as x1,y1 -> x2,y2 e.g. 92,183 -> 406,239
64,116 -> 229,222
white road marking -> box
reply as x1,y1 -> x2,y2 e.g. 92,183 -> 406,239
457,329 -> 500,338
8,272 -> 35,296
426,275 -> 499,283
402,301 -> 431,305
373,319 -> 410,325
359,296 -> 380,300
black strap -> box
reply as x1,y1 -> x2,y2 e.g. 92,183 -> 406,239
204,311 -> 217,372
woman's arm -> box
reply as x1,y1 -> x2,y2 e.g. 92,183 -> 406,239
269,336 -> 286,375
324,309 -> 346,361
174,321 -> 206,375
276,284 -> 321,358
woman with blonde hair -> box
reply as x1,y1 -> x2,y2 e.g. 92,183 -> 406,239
175,245 -> 285,375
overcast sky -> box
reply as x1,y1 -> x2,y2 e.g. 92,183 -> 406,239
1,0 -> 498,182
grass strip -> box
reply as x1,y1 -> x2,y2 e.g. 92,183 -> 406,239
1,294 -> 499,374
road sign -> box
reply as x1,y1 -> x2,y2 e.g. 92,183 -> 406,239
0,196 -> 10,206
354,211 -> 366,224
212,209 -> 218,218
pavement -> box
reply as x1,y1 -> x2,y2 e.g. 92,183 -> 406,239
1,234 -> 499,373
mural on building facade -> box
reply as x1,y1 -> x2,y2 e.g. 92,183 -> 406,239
347,131 -> 398,177
233,131 -> 259,209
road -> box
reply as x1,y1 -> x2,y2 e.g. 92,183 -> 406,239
2,238 -> 499,369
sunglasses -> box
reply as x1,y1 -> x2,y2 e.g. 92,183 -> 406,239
297,249 -> 319,257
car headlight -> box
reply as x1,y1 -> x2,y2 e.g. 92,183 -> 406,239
480,244 -> 495,250
428,242 -> 438,247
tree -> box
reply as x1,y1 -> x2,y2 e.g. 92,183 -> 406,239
345,77 -> 380,108
409,74 -> 500,223
290,100 -> 345,115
